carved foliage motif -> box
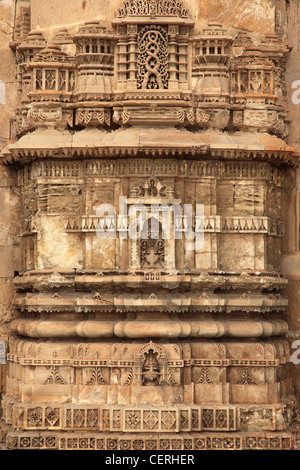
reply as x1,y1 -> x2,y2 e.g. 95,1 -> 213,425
44,366 -> 65,385
199,367 -> 212,384
137,25 -> 168,90
86,367 -> 106,385
238,367 -> 256,385
76,109 -> 111,127
130,177 -> 173,198
142,348 -> 161,385
132,176 -> 173,198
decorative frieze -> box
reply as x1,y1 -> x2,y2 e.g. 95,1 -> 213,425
10,403 -> 238,432
116,0 -> 190,19
75,108 -> 112,127
63,214 -> 284,237
5,355 -> 286,369
5,431 -> 293,450
24,158 -> 292,184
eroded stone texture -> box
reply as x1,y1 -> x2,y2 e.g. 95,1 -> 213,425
0,0 -> 300,451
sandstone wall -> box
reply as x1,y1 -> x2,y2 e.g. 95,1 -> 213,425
30,0 -> 275,35
0,0 -> 300,450
282,0 -> 300,397
0,0 -> 22,398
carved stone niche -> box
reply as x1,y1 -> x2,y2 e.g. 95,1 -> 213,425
16,30 -> 47,104
112,0 -> 193,125
229,42 -> 289,134
134,341 -> 179,388
111,9 -> 236,129
127,177 -> 179,271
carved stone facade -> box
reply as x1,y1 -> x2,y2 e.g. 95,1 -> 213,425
0,0 -> 300,451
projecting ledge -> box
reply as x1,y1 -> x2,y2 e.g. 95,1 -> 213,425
10,319 -> 288,339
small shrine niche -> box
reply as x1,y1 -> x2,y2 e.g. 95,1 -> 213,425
113,0 -> 192,95
128,177 -> 177,272
142,348 -> 161,385
134,342 -> 170,386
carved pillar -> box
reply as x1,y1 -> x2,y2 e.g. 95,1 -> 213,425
168,25 -> 179,91
127,24 -> 138,90
116,26 -> 128,89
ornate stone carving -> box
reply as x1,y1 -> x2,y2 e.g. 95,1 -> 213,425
117,0 -> 189,18
1,0 -> 298,452
137,25 -> 168,90
86,367 -> 106,385
27,105 -> 63,129
44,366 -> 65,385
140,235 -> 165,268
130,176 -> 173,198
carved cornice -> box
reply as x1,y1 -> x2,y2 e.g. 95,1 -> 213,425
13,270 -> 288,296
19,158 -> 294,185
14,288 -> 288,315
2,143 -> 296,167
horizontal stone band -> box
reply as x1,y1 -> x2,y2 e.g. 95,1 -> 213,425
11,319 -> 288,339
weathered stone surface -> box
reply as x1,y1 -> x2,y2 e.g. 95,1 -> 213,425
0,0 -> 299,452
